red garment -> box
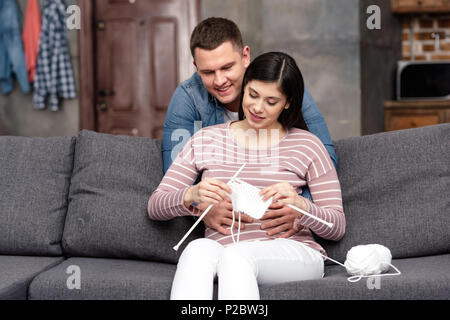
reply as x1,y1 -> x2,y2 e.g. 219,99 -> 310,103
22,0 -> 41,83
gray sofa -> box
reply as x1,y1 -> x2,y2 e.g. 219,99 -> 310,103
0,124 -> 449,300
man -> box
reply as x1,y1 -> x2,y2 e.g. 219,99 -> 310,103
162,17 -> 337,237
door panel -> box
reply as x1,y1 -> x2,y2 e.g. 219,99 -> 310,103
98,19 -> 136,111
94,0 -> 199,138
151,18 -> 178,110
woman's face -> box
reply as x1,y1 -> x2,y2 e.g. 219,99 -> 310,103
242,80 -> 289,131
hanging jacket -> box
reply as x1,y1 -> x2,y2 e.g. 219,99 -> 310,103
22,0 -> 41,83
0,0 -> 31,95
33,0 -> 76,111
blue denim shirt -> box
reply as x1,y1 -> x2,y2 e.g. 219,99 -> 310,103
162,72 -> 337,200
0,0 -> 31,95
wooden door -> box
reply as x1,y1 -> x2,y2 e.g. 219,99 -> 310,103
79,0 -> 199,138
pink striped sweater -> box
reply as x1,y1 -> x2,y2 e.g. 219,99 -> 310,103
148,122 -> 345,257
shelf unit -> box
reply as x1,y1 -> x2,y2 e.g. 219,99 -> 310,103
384,100 -> 450,131
391,0 -> 450,13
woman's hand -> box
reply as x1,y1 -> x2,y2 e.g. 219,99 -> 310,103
184,177 -> 232,208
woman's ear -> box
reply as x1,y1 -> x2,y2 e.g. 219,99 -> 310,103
284,102 -> 290,110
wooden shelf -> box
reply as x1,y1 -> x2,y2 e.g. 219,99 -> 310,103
391,0 -> 450,13
385,100 -> 450,108
384,100 -> 450,131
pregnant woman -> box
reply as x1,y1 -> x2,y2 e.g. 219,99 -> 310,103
148,52 -> 345,300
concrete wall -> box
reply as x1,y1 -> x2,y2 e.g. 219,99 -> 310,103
0,0 -> 79,137
204,0 -> 361,139
360,0 -> 402,135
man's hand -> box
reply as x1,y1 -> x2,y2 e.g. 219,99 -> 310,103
259,180 -> 309,238
260,202 -> 304,238
196,199 -> 254,235
260,181 -> 307,210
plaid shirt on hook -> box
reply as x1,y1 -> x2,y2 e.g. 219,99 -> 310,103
33,0 -> 76,111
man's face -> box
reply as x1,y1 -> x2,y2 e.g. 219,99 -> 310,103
194,41 -> 250,110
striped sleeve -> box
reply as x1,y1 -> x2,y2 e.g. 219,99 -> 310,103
148,135 -> 200,221
294,137 -> 346,241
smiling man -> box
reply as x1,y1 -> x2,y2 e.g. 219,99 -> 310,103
162,17 -> 337,237
194,41 -> 247,113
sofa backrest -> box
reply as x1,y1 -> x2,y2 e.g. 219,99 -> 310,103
0,136 -> 75,256
317,124 -> 450,262
4,124 -> 446,264
61,130 -> 203,264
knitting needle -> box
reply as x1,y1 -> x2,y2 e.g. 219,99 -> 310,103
229,162 -> 246,183
286,204 -> 334,228
173,203 -> 214,251
174,162 -> 246,251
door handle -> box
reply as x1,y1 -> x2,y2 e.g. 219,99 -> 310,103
96,101 -> 108,112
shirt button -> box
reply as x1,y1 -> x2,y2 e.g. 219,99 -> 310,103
219,112 -> 223,117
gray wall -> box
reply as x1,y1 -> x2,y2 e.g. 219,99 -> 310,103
204,0 -> 361,139
0,0 -> 79,137
360,0 -> 402,135
1,0 -> 398,139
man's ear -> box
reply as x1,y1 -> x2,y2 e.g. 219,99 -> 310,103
242,46 -> 250,68
193,61 -> 198,71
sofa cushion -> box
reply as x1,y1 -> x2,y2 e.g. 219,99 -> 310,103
28,257 -> 176,300
318,124 -> 450,262
28,254 -> 450,300
0,256 -> 64,300
62,130 -> 203,264
260,254 -> 450,300
0,136 -> 75,256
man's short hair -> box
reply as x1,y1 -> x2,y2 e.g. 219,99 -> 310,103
190,17 -> 244,59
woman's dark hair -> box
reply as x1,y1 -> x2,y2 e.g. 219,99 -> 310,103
238,52 -> 308,131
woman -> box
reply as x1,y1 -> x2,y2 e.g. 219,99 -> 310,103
148,52 -> 345,300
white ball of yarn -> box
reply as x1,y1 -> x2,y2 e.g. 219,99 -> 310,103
344,244 -> 392,276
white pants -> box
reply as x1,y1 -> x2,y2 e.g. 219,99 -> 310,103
170,238 -> 324,300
